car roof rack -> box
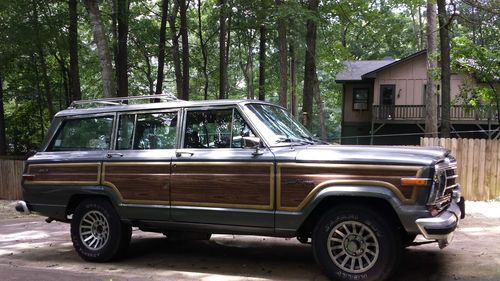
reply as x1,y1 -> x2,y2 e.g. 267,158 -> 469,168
68,94 -> 182,109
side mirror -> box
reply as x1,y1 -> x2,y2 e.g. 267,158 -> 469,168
243,136 -> 263,156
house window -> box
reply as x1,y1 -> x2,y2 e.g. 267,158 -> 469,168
353,88 -> 369,111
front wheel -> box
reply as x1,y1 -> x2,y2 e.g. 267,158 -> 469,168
70,199 -> 131,262
312,205 -> 401,281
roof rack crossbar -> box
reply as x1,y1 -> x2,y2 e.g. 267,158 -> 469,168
68,94 -> 181,109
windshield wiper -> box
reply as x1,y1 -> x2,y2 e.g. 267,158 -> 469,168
276,136 -> 313,145
300,135 -> 328,144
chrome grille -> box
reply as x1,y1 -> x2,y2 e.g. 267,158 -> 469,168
431,158 -> 458,210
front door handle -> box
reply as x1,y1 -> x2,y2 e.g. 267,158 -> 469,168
176,151 -> 194,157
106,152 -> 124,158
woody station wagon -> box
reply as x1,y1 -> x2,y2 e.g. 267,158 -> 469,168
17,94 -> 465,281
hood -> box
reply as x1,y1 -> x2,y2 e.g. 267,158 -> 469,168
294,145 -> 449,166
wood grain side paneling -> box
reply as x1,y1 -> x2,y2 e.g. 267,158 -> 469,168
102,162 -> 170,202
278,164 -> 421,210
25,163 -> 100,185
171,162 -> 273,209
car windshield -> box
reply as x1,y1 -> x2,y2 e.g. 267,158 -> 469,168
246,103 -> 316,145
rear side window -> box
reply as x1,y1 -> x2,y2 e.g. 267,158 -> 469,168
48,116 -> 114,151
116,112 -> 178,150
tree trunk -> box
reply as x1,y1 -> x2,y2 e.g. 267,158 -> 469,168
54,54 -> 70,108
276,0 -> 287,108
155,0 -> 169,96
169,1 -> 183,99
83,0 -> 116,98
68,0 -> 82,102
179,0 -> 190,100
302,0 -> 319,129
218,0 -> 227,99
116,0 -> 129,97
258,25 -> 266,101
314,77 -> 327,140
0,72 -> 7,155
197,0 -> 209,100
425,0 -> 438,137
290,44 -> 297,117
437,0 -> 451,137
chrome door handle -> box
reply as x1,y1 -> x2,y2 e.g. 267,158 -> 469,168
175,151 -> 194,157
106,152 -> 124,158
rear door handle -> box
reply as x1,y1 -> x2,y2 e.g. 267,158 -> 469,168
106,152 -> 124,158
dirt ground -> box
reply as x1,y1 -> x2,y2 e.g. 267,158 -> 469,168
0,200 -> 499,281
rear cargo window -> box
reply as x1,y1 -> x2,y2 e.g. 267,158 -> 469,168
48,116 -> 114,151
116,112 -> 177,150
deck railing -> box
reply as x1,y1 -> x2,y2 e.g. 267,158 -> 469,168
373,105 -> 498,122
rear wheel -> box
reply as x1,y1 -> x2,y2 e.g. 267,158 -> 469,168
312,205 -> 402,281
71,199 -> 131,262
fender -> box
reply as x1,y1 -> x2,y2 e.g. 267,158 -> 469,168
275,181 -> 429,234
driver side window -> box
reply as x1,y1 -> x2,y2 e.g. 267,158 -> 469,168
183,108 -> 255,149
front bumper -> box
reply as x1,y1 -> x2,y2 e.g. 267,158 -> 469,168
415,198 -> 464,249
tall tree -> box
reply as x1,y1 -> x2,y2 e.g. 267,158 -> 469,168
258,24 -> 266,101
275,0 -> 287,108
83,0 -> 116,98
116,0 -> 130,97
437,0 -> 452,137
302,0 -> 320,130
197,0 -> 209,99
68,0 -> 81,102
155,0 -> 169,96
425,0 -> 438,137
218,0 -> 228,99
179,0 -> 190,100
290,43 -> 297,117
168,1 -> 183,98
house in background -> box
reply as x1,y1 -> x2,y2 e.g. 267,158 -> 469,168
335,50 -> 499,145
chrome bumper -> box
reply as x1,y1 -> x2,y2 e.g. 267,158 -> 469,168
15,201 -> 31,215
415,198 -> 463,249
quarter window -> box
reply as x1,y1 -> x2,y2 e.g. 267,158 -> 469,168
48,116 -> 114,151
116,112 -> 178,150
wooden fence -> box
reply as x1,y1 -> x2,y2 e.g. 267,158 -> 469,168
0,158 -> 24,200
421,138 -> 500,201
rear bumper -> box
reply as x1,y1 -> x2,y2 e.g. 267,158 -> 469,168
415,198 -> 464,248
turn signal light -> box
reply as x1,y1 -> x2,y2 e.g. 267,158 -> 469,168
401,178 -> 429,186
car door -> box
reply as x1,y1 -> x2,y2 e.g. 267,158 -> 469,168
101,109 -> 179,221
171,106 -> 275,228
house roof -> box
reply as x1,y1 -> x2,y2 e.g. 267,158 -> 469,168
335,50 -> 427,82
335,60 -> 395,82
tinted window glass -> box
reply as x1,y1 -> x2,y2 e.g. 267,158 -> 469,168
49,116 -> 113,151
117,112 -> 177,150
184,109 -> 255,149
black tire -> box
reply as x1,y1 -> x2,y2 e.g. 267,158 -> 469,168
312,205 -> 402,281
70,198 -> 131,262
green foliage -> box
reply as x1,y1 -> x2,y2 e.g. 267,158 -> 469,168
0,0 -> 496,153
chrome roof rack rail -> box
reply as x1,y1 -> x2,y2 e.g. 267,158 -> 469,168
68,94 -> 181,109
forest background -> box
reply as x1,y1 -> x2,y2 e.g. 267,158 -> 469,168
0,0 -> 498,155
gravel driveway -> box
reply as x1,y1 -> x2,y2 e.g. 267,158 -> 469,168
0,200 -> 499,281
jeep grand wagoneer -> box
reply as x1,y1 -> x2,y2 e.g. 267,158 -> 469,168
17,94 -> 465,281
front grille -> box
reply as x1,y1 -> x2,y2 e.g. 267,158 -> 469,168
432,158 -> 458,210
